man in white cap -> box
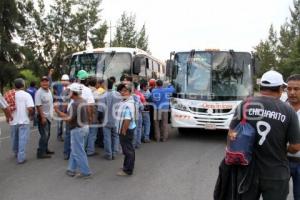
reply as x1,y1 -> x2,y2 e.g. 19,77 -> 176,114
55,83 -> 91,178
228,70 -> 300,199
53,74 -> 70,142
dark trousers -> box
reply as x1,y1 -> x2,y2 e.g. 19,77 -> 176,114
242,178 -> 289,200
37,118 -> 51,156
95,111 -> 104,148
290,160 -> 300,200
64,125 -> 71,156
120,129 -> 135,175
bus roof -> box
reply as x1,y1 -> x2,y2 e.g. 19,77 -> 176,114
173,49 -> 251,54
71,47 -> 165,65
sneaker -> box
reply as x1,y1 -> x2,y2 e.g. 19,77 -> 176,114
64,154 -> 69,160
37,154 -> 52,159
66,170 -> 76,177
117,170 -> 131,176
57,136 -> 64,142
144,139 -> 151,143
87,152 -> 99,157
103,155 -> 112,160
17,160 -> 27,165
46,150 -> 55,155
75,173 -> 92,179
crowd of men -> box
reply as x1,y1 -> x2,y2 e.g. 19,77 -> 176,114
1,68 -> 300,200
0,69 -> 175,178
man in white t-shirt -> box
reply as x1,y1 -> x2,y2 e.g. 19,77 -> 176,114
9,78 -> 34,164
76,70 -> 96,156
287,74 -> 300,200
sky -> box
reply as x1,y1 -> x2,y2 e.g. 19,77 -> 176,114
101,0 -> 294,60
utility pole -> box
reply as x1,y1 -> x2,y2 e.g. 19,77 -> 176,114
110,21 -> 112,47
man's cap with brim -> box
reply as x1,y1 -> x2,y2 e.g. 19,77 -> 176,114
260,70 -> 287,87
41,76 -> 49,81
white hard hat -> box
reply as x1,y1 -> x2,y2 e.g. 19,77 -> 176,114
67,83 -> 82,94
61,74 -> 70,81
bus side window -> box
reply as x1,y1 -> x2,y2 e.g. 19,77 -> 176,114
147,58 -> 153,80
139,57 -> 146,78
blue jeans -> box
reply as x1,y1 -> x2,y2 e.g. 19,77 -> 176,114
37,119 -> 51,156
64,125 -> 71,157
290,161 -> 300,200
68,127 -> 91,175
10,124 -> 30,163
57,120 -> 63,137
133,114 -> 143,148
86,126 -> 98,155
142,112 -> 150,141
103,126 -> 119,158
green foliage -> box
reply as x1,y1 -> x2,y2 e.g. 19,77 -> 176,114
136,24 -> 149,51
19,69 -> 40,87
90,22 -> 108,48
112,12 -> 149,51
0,0 -> 24,93
254,0 -> 300,79
112,12 -> 137,48
70,0 -> 107,50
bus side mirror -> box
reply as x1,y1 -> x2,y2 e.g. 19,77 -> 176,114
133,57 -> 142,74
166,59 -> 174,77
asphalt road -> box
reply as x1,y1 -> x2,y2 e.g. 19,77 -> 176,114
0,121 -> 293,200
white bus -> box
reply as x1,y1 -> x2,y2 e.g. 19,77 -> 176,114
166,49 -> 257,132
65,47 -> 166,82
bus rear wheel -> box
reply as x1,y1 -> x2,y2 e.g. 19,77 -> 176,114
178,128 -> 187,135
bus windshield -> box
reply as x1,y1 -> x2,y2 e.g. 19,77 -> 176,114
173,51 -> 253,101
69,52 -> 132,81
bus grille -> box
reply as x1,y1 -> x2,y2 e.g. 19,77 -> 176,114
189,107 -> 232,114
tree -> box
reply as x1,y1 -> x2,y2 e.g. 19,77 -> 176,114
254,40 -> 277,76
112,12 -> 137,48
70,0 -> 107,50
18,0 -> 48,76
90,22 -> 108,48
136,24 -> 149,51
0,0 -> 25,93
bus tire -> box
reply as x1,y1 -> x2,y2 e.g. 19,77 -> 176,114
178,128 -> 187,135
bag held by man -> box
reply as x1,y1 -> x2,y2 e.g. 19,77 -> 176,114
225,99 -> 256,165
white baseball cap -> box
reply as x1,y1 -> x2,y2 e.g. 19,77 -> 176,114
61,74 -> 70,81
67,83 -> 82,94
260,70 -> 287,87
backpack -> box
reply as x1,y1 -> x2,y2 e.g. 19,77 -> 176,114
225,99 -> 256,165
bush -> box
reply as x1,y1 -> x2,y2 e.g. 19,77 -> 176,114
19,69 -> 40,88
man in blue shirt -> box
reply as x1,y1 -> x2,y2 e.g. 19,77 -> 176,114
26,81 -> 38,126
151,80 -> 175,142
116,82 -> 136,176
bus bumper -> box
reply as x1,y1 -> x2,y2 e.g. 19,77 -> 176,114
171,108 -> 233,130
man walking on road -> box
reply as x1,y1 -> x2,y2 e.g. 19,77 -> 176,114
287,74 -> 300,200
55,83 -> 92,178
36,76 -> 54,159
8,78 -> 34,164
229,70 -> 300,200
77,70 -> 96,157
101,78 -> 121,160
